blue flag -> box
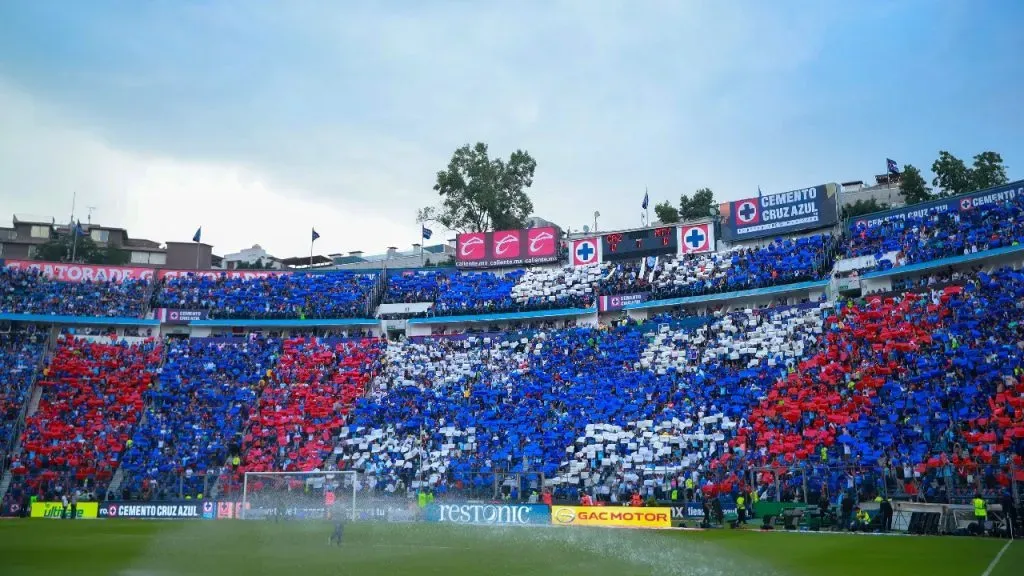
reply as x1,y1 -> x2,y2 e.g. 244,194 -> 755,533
422,226 -> 433,240
192,227 -> 202,243
74,221 -> 85,237
887,158 -> 900,175
641,190 -> 649,210
758,186 -> 763,197
312,228 -> 320,242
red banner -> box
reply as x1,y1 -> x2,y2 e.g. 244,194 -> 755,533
455,226 -> 559,269
4,260 -> 155,282
157,269 -> 287,281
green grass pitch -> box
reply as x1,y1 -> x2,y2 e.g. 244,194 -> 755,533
0,520 -> 1019,576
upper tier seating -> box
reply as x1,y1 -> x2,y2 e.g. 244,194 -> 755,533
385,268 -> 597,317
598,234 -> 837,300
241,337 -> 383,473
846,195 -> 1024,270
0,331 -> 46,457
13,338 -> 161,494
152,272 -> 378,319
120,337 -> 281,499
0,268 -> 149,317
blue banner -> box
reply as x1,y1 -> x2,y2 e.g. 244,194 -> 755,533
720,183 -> 840,242
424,503 -> 551,526
848,179 -> 1024,231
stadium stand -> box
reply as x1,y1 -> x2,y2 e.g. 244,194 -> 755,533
0,267 -> 150,317
846,194 -> 1024,270
386,269 -> 595,317
11,337 -> 162,498
151,272 -> 379,319
3,205 -> 1024,523
241,337 -> 383,473
119,337 -> 281,499
598,234 -> 837,299
0,330 -> 46,458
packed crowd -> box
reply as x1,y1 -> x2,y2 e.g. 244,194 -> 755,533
0,267 -> 150,317
10,338 -> 161,497
386,269 -> 594,317
846,195 -> 1024,270
0,330 -> 46,458
241,337 -> 383,474
598,234 -> 837,300
119,337 -> 281,499
152,272 -> 379,319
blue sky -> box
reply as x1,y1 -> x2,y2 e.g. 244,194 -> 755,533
1,0 -> 1021,258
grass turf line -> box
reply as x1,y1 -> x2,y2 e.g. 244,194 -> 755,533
0,520 -> 1016,576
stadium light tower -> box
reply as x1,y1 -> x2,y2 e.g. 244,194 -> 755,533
593,211 -> 600,233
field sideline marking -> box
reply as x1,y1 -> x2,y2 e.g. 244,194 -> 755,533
980,540 -> 1012,576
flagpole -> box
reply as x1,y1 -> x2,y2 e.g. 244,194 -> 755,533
309,239 -> 313,269
645,186 -> 649,227
71,222 -> 78,263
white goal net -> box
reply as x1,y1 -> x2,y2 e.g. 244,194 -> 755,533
240,471 -> 357,521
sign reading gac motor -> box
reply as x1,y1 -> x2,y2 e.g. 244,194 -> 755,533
455,227 -> 560,269
551,505 -> 671,528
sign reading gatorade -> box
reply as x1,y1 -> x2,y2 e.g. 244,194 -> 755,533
551,505 -> 671,528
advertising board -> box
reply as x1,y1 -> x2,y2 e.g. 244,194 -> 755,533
598,293 -> 649,312
30,501 -> 99,519
152,308 -> 210,324
848,179 -> 1024,231
424,503 -> 550,526
5,260 -> 154,282
550,506 -> 671,528
98,501 -> 215,519
455,227 -> 559,269
719,183 -> 839,241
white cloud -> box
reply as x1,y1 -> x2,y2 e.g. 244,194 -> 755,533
0,83 -> 416,258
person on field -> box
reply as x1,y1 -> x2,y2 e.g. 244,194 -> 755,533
329,519 -> 345,546
60,493 -> 69,520
70,490 -> 78,520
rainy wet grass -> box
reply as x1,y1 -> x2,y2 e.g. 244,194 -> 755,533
0,520 -> 1018,576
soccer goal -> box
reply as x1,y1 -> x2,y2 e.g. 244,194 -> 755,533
240,471 -> 357,522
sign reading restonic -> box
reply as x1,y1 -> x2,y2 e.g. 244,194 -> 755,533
849,179 -> 1024,231
5,260 -> 154,282
550,506 -> 671,529
99,501 -> 214,519
425,503 -> 551,525
455,227 -> 559,269
719,183 -> 839,241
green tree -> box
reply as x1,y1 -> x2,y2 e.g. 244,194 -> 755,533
931,151 -> 973,197
679,188 -> 715,221
841,198 -> 889,219
900,164 -> 933,205
969,151 -> 1009,191
653,200 -> 680,224
417,142 -> 536,233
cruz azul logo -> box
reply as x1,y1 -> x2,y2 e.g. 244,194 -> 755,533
571,238 -> 600,267
492,230 -> 521,258
679,224 -> 712,254
735,200 -> 760,225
